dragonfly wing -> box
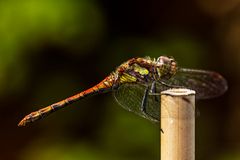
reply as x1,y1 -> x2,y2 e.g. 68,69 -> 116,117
162,68 -> 228,99
114,82 -> 171,122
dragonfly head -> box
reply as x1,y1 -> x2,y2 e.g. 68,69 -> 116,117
156,56 -> 178,79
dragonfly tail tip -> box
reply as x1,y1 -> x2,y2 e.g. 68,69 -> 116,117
18,119 -> 26,127
18,115 -> 30,127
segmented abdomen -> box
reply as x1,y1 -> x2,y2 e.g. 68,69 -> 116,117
18,74 -> 115,127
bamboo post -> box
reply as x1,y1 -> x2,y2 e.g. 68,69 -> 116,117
160,88 -> 195,160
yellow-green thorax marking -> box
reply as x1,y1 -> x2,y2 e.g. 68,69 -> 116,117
115,56 -> 177,85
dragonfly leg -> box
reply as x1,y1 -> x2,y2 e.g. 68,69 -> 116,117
159,81 -> 181,88
161,128 -> 164,134
149,82 -> 161,95
142,83 -> 165,132
141,86 -> 150,113
150,81 -> 156,93
149,81 -> 160,102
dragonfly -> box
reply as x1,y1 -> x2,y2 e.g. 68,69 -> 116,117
18,56 -> 228,126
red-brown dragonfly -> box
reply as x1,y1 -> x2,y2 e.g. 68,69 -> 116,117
18,56 -> 228,126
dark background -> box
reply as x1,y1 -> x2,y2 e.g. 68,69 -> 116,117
0,0 -> 239,159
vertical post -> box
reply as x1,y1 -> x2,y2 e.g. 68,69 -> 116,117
161,88 -> 195,160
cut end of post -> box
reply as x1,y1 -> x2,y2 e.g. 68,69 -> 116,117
161,88 -> 195,97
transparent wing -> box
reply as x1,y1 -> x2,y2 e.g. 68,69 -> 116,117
114,82 -> 170,122
163,68 -> 228,99
113,68 -> 227,121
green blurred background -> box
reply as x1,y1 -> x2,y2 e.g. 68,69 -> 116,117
0,0 -> 239,159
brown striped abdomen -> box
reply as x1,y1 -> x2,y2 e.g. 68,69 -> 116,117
18,75 -> 115,127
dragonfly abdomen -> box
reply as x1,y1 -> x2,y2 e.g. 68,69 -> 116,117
18,75 -> 115,127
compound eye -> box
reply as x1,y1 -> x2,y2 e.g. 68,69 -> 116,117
171,61 -> 177,68
156,56 -> 162,62
157,56 -> 169,64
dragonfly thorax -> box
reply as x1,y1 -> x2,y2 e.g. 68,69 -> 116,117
155,56 -> 177,80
